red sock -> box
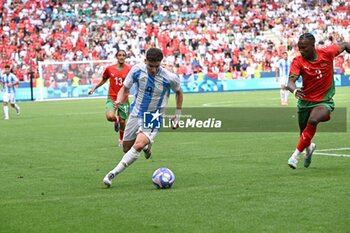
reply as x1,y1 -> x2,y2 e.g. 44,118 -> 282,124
296,124 -> 317,152
119,130 -> 124,141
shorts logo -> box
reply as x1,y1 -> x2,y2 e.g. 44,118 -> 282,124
143,110 -> 162,129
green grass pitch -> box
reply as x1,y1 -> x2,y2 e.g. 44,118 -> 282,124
0,88 -> 349,233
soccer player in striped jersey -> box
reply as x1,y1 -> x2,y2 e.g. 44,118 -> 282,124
286,33 -> 350,169
88,50 -> 132,146
276,52 -> 292,105
103,47 -> 183,187
1,65 -> 20,120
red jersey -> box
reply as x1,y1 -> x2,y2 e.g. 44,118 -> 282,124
102,64 -> 132,102
289,44 -> 340,102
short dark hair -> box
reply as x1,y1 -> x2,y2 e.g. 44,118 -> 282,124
5,65 -> 10,69
299,33 -> 315,44
146,48 -> 163,62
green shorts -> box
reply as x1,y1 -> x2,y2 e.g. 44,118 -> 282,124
106,96 -> 130,120
297,99 -> 334,127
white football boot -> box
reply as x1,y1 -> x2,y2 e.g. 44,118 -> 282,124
103,173 -> 115,187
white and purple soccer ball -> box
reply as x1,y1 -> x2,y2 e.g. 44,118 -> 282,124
152,168 -> 175,189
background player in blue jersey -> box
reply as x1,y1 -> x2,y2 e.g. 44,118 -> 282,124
276,52 -> 292,106
1,65 -> 20,120
103,47 -> 183,187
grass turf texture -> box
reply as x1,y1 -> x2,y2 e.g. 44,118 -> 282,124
0,88 -> 349,233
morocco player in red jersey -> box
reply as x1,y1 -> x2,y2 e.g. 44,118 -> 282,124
286,33 -> 350,169
88,50 -> 132,146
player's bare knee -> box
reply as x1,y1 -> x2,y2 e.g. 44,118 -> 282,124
132,141 -> 146,152
107,118 -> 114,122
105,111 -> 116,122
106,115 -> 115,122
307,118 -> 319,126
323,113 -> 331,122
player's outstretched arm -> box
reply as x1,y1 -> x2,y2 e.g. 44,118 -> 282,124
114,86 -> 129,109
337,42 -> 350,54
88,78 -> 108,95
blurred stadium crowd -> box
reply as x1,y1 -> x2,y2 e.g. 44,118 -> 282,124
0,0 -> 349,83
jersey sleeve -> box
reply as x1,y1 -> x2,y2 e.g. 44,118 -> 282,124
102,67 -> 110,79
324,44 -> 341,60
11,73 -> 19,83
289,57 -> 302,79
169,73 -> 181,92
123,64 -> 141,89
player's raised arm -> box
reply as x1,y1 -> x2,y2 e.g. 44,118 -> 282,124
337,42 -> 350,54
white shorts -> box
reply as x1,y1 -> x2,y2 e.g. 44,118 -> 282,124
123,115 -> 159,143
2,92 -> 16,104
279,77 -> 288,86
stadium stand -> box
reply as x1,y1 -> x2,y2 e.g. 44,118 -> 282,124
0,0 -> 349,84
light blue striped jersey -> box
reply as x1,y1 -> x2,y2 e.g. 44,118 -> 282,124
278,58 -> 292,78
1,72 -> 18,94
124,64 -> 181,117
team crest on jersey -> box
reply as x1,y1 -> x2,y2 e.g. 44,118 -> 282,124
155,82 -> 163,90
140,77 -> 146,83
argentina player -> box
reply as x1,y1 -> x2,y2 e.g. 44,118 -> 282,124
1,65 -> 20,120
103,48 -> 183,187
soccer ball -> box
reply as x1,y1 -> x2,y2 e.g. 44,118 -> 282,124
152,168 -> 175,189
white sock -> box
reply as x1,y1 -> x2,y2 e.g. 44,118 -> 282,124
14,104 -> 20,113
280,89 -> 284,102
284,90 -> 289,103
292,149 -> 301,160
110,147 -> 140,176
4,106 -> 9,119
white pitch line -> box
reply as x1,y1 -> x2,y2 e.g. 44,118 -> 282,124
316,148 -> 350,152
314,152 -> 350,157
